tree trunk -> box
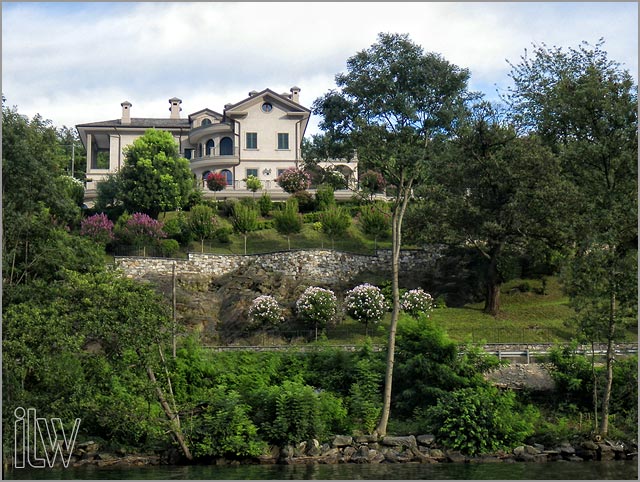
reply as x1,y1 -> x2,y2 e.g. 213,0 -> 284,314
483,244 -> 503,316
375,178 -> 412,437
590,341 -> 599,431
600,290 -> 616,436
243,234 -> 247,255
146,366 -> 193,460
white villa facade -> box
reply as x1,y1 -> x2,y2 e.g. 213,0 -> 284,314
77,87 -> 357,204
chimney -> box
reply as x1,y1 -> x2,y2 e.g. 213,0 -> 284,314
121,101 -> 132,124
248,90 -> 258,97
169,97 -> 182,119
290,86 -> 301,104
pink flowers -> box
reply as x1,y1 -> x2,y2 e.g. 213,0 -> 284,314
400,288 -> 434,318
119,212 -> 166,245
276,168 -> 311,194
249,295 -> 284,328
206,171 -> 228,191
80,213 -> 114,244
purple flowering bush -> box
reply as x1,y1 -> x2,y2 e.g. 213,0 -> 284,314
117,212 -> 166,246
400,288 -> 434,318
248,295 -> 284,329
345,284 -> 386,335
276,168 -> 311,194
296,287 -> 338,338
80,213 -> 115,245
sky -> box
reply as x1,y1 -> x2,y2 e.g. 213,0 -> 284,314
2,2 -> 638,138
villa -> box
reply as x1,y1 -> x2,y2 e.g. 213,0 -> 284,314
77,87 -> 358,204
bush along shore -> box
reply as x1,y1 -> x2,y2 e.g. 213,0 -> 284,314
47,434 -> 636,469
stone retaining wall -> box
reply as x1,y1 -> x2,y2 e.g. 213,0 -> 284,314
115,248 -> 441,285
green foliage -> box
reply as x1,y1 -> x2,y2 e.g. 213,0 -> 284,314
189,387 -> 266,459
245,175 -> 263,193
231,202 -> 258,254
424,386 -> 539,455
547,343 -> 597,409
188,204 -> 218,252
258,192 -> 273,216
273,199 -> 303,249
290,190 -> 317,213
315,184 -> 336,211
255,380 -> 347,444
358,202 -> 390,249
347,355 -> 383,434
159,238 -> 180,257
319,206 -> 351,247
118,129 -> 196,218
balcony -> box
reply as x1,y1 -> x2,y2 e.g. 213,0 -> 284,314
189,147 -> 240,169
188,122 -> 233,144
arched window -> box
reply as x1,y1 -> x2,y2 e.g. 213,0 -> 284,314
220,137 -> 233,156
220,169 -> 233,186
198,144 -> 203,158
201,118 -> 212,126
205,139 -> 215,156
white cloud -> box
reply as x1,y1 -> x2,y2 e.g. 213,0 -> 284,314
2,2 -> 637,136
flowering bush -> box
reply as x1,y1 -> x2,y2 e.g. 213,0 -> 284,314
207,171 -> 228,192
248,295 -> 284,329
400,288 -> 434,318
118,212 -> 166,246
296,287 -> 338,337
80,213 -> 114,245
276,168 -> 311,194
360,170 -> 386,194
323,169 -> 347,190
345,284 -> 386,335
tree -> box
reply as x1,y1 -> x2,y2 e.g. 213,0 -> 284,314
358,202 -> 390,251
319,206 -> 351,250
273,199 -> 303,250
344,284 -> 386,336
313,32 -> 472,435
116,129 -> 196,218
206,171 -> 227,197
504,40 -> 638,436
296,287 -> 338,341
231,202 -> 258,254
245,174 -> 263,197
407,102 -> 570,315
188,204 -> 218,253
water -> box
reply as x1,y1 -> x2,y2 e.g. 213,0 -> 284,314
4,461 -> 638,480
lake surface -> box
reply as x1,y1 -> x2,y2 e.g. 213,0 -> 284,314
4,460 -> 638,480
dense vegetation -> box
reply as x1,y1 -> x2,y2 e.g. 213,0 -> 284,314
2,33 -> 637,461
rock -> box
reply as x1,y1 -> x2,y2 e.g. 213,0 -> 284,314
559,444 -> 575,455
331,435 -> 353,448
383,448 -> 400,463
351,446 -> 370,464
381,435 -> 417,447
582,440 -> 599,451
429,449 -> 445,460
525,444 -> 541,455
341,446 -> 356,461
513,446 -> 526,457
370,451 -> 385,464
567,455 -> 584,462
446,451 -> 466,463
354,434 -> 378,444
417,434 -> 436,446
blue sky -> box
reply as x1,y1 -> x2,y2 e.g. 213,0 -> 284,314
2,2 -> 637,137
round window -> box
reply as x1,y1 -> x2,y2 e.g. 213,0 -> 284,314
261,102 -> 273,113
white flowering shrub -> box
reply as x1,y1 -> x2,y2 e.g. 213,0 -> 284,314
296,287 -> 338,336
400,288 -> 434,318
248,295 -> 284,329
345,284 -> 386,335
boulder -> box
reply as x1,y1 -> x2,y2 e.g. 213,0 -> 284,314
417,434 -> 436,446
331,435 -> 353,448
381,435 -> 417,447
446,451 -> 466,463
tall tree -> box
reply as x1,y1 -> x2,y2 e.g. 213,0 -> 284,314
231,202 -> 258,254
273,199 -> 303,250
505,40 -> 637,435
115,129 -> 196,218
313,32 -> 472,436
407,102 -> 570,315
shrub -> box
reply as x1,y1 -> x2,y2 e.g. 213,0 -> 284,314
159,239 -> 180,257
245,175 -> 263,194
424,386 -> 539,455
323,169 -> 348,190
276,167 -> 311,194
273,199 -> 303,249
359,170 -> 386,194
291,190 -> 316,213
206,172 -> 227,192
214,226 -> 233,244
344,284 -> 386,336
358,203 -> 391,249
116,212 -> 166,246
315,184 -> 336,211
188,204 -> 218,252
258,192 -> 273,216
80,213 -> 114,245
231,203 -> 258,254
296,287 -> 338,339
248,295 -> 284,330
400,288 -> 434,318
319,207 -> 351,249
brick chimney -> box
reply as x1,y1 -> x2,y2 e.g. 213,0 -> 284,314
290,86 -> 301,104
121,101 -> 132,124
169,98 -> 182,119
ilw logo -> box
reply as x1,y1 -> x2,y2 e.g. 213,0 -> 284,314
14,407 -> 81,468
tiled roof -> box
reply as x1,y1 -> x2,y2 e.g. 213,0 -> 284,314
76,118 -> 190,129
